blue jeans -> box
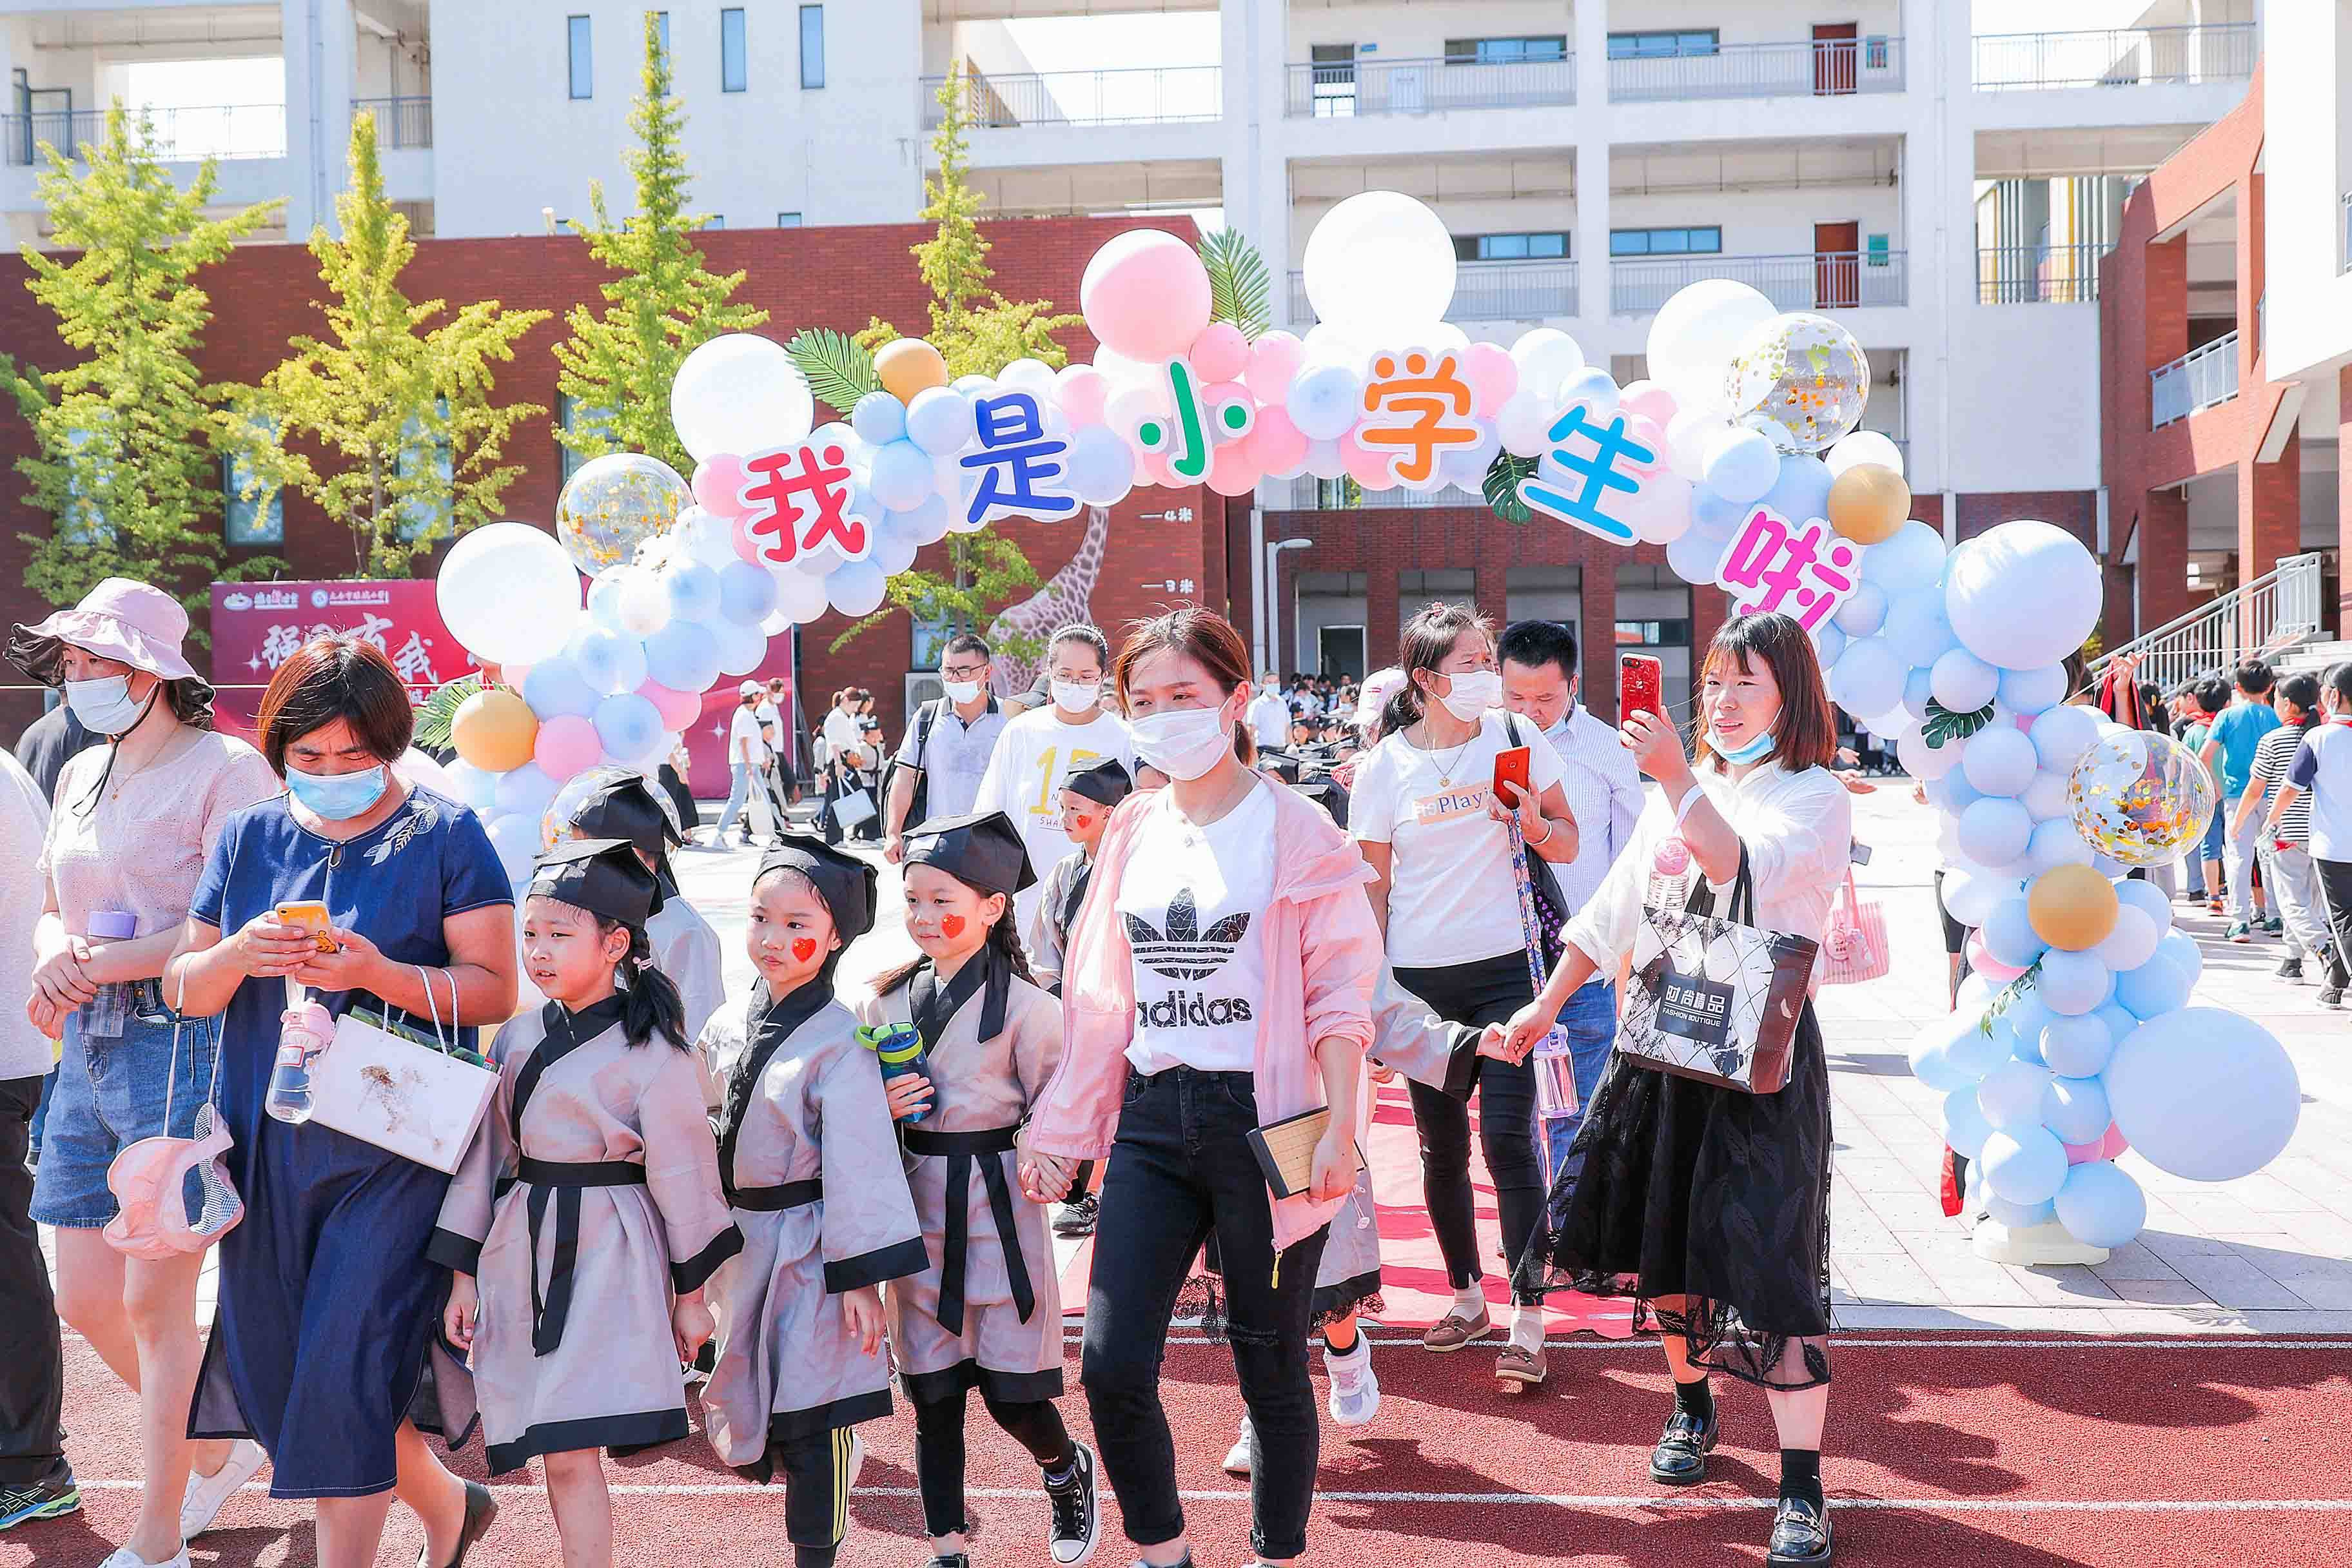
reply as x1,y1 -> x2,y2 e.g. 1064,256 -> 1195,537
1537,979 -> 1618,1197
715,761 -> 772,842
29,982 -> 219,1229
2198,801 -> 2228,867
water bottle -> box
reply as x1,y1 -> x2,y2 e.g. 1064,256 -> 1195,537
1531,1040 -> 1582,1191
266,1001 -> 335,1125
855,1023 -> 930,1122
1646,836 -> 1694,911
80,912 -> 137,1039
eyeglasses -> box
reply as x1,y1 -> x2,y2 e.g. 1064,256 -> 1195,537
942,665 -> 991,680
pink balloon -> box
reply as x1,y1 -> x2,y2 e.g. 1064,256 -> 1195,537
2063,1125 -> 2127,1166
1243,331 -> 1304,400
1206,442 -> 1262,498
692,455 -> 750,518
1619,378 -> 1680,426
1622,416 -> 1671,473
533,714 -> 603,781
1055,364 -> 1108,426
1342,431 -> 1398,491
1245,405 -> 1309,477
639,680 -> 703,732
1460,342 -> 1518,418
730,511 -> 767,565
2099,1122 -> 2129,1159
1190,322 -> 1250,383
1081,231 -> 1211,362
1201,380 -> 1255,443
1140,449 -> 1182,490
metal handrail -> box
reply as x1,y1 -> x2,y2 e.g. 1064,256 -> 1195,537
2093,553 -> 2325,696
1274,477 -> 1488,513
2,103 -> 286,166
1288,258 -> 1576,324
1972,23 -> 2257,91
1611,250 -> 1906,314
921,64 -> 1220,129
1977,240 -> 2111,304
1282,52 -> 1575,117
354,95 -> 432,150
1608,35 -> 1904,101
2149,331 -> 2239,428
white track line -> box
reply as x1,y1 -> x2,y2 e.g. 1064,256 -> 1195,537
1088,1331 -> 2352,1349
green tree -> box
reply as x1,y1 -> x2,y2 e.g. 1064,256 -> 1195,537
228,114 -> 548,577
553,11 -> 767,476
0,106 -> 283,616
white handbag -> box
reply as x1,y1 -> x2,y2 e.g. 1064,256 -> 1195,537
830,785 -> 879,831
310,966 -> 498,1174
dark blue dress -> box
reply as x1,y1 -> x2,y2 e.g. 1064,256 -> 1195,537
186,786 -> 514,1499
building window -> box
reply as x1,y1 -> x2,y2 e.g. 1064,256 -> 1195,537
654,12 -> 670,59
1309,42 -> 1356,117
1606,30 -> 1720,59
1455,231 -> 1567,262
558,392 -> 617,484
567,15 -> 592,99
59,423 -> 113,545
705,215 -> 725,229
1867,233 -> 1890,266
799,6 -> 824,89
776,210 -> 801,227
222,418 -> 282,545
1865,34 -> 1890,69
721,8 -> 747,92
1443,35 -> 1567,64
1397,569 -> 1475,633
1610,226 -> 1723,257
910,609 -> 957,671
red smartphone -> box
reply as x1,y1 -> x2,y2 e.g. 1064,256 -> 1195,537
1620,654 -> 1665,725
1491,745 -> 1531,805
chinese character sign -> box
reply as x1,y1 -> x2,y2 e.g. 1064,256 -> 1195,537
1358,349 -> 1478,484
1714,507 -> 1861,630
210,580 -> 469,742
1133,362 -> 1213,485
1516,406 -> 1660,546
740,440 -> 872,569
961,390 -> 1081,527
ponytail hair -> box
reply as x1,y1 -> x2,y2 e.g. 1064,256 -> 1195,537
600,919 -> 692,1052
1382,601 -> 1494,739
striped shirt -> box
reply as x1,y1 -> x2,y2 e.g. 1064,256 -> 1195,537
2248,722 -> 2316,845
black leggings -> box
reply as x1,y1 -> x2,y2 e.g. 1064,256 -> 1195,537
907,1384 -> 1074,1539
1395,953 -> 1542,1306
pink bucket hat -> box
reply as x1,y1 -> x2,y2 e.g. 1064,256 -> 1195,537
12,576 -> 197,681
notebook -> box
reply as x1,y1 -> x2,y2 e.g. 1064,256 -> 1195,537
1243,1106 -> 1362,1200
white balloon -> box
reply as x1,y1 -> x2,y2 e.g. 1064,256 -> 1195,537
1496,391 -> 1554,459
1943,866 -> 2026,928
1945,520 -> 2102,672
1665,408 -> 1729,482
1646,279 -> 1777,417
436,522 -> 584,667
2094,905 -> 2161,972
825,560 -> 887,618
669,333 -> 814,464
2023,816 -> 2095,876
612,565 -> 671,637
1509,328 -> 1587,402
1824,429 -> 1906,480
1897,725 -> 1960,780
1302,191 -> 1457,331
770,566 -> 830,625
2021,767 -> 2073,821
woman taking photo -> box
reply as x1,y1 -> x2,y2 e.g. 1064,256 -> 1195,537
1021,607 -> 1380,1568
1348,602 -> 1578,1388
9,579 -> 280,1568
1502,611 -> 1851,1568
168,636 -> 517,1568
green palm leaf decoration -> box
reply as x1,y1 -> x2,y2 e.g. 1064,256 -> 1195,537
1921,698 -> 1997,750
785,328 -> 882,416
1197,228 -> 1271,340
412,674 -> 483,754
1484,452 -> 1538,524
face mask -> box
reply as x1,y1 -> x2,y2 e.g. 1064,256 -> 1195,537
64,674 -> 146,735
1436,669 -> 1502,723
1128,705 -> 1234,781
1051,680 -> 1100,716
1705,727 -> 1777,765
942,678 -> 983,704
286,762 -> 389,821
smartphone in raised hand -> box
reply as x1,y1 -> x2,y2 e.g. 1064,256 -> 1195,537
1491,745 -> 1532,807
1619,654 -> 1665,726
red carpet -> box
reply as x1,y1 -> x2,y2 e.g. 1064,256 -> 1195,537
17,1333 -> 2347,1567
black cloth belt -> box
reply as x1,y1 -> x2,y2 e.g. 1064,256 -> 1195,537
901,1123 -> 1032,1336
515,1158 -> 647,1358
730,1177 -> 824,1212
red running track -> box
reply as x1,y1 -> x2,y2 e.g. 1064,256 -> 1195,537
11,1331 -> 2348,1567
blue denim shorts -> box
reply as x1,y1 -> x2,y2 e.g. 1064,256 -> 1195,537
2198,802 -> 2228,863
29,980 -> 221,1230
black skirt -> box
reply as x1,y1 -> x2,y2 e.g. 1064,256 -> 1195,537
1513,1001 -> 1833,1389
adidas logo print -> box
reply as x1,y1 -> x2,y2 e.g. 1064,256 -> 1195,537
1123,887 -> 1251,980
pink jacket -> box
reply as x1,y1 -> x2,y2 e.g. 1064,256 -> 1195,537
1028,779 -> 1384,1253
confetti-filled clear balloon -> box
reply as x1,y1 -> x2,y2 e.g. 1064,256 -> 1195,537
2067,730 -> 2217,868
1723,313 -> 1869,454
554,453 -> 692,576
540,763 -> 680,854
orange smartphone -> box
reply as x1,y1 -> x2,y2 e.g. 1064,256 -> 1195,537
1491,745 -> 1532,806
273,901 -> 338,954
1620,654 -> 1665,725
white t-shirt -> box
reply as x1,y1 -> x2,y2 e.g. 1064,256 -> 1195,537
1350,709 -> 1566,967
1246,691 -> 1291,747
728,704 -> 768,767
821,706 -> 868,770
0,751 -> 55,1081
2289,720 -> 2352,861
973,704 -> 1133,928
1119,782 -> 1276,1074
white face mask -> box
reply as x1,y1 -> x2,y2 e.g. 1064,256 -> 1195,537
64,674 -> 148,735
1051,679 -> 1100,716
942,678 -> 983,704
1435,669 -> 1502,723
1128,705 -> 1234,781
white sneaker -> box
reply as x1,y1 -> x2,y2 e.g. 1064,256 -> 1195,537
178,1438 -> 266,1539
847,1430 -> 865,1493
1324,1336 -> 1381,1427
99,1547 -> 191,1568
1221,1414 -> 1254,1476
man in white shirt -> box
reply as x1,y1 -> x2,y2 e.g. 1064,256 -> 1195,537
2270,659 -> 2352,1010
973,623 -> 1133,932
716,681 -> 778,848
885,634 -> 1012,863
1246,674 -> 1292,749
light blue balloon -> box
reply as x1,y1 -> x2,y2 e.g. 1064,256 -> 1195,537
1288,360 -> 1363,442
1983,896 -> 2049,970
868,438 -> 935,512
890,493 -> 955,547
1981,1126 -> 2068,1204
851,390 -> 908,447
2093,1002 -> 2141,1050
1883,587 -> 1957,669
1812,623 -> 1847,669
1958,796 -> 2032,868
1666,527 -> 1729,584
2043,1073 -> 2113,1144
1760,453 -> 1833,524
1945,1017 -> 2012,1081
1941,766 -> 1985,813
493,761 -> 560,821
587,566 -> 631,631
1833,580 -> 1887,638
1908,1012 -> 1980,1093
1977,1058 -> 2053,1130
663,562 -> 723,623
2156,928 -> 2202,985
717,560 -> 778,626
2113,879 -> 2173,933
824,559 -> 888,616
1985,1194 -> 2056,1230
2036,948 -> 2112,1016
2003,992 -> 2056,1051
710,613 -> 767,678
1830,635 -> 1906,717
1859,520 -> 1946,597
592,691 -> 662,761
1560,368 -> 1620,420
1998,662 -> 2069,716
566,624 -> 648,697
2008,1020 -> 2046,1065
1932,647 -> 2001,714
1942,1086 -> 1994,1161
1962,725 -> 2038,799
521,654 -> 600,720
1692,485 -> 1746,535
2039,1013 -> 2114,1077
2053,1159 -> 2146,1248
642,618 -> 720,695
1702,428 -> 1778,504
1064,424 -> 1136,506
2104,1006 -> 2300,1182
904,385 -> 977,456
485,812 -> 540,885
2025,816 -> 2095,877
2113,950 -> 2191,1019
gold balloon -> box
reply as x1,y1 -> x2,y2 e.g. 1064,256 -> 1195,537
875,338 -> 949,403
451,688 -> 539,774
1827,462 -> 1910,545
2027,863 -> 2119,952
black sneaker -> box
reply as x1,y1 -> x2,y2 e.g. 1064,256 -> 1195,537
1044,1441 -> 1101,1565
1768,1494 -> 1834,1565
2278,957 -> 2305,983
924,1556 -> 970,1568
0,1468 -> 80,1531
2320,988 -> 2346,1010
1053,1193 -> 1099,1238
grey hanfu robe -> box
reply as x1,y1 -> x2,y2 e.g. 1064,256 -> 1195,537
651,895 -> 727,1045
431,997 -> 741,1474
854,952 -> 1066,1403
696,981 -> 929,1480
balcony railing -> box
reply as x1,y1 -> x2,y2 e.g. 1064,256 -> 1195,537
2092,553 -> 2324,696
3,103 -> 285,166
1609,36 -> 1904,102
1972,23 -> 2256,91
355,95 -> 431,150
921,65 -> 1220,130
1977,240 -> 2111,304
2149,331 -> 2239,429
1273,476 -> 1488,513
1287,259 -> 1577,324
1284,54 -> 1574,118
1611,251 -> 1906,315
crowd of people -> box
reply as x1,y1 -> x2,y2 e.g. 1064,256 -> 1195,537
4,569 -> 2350,1568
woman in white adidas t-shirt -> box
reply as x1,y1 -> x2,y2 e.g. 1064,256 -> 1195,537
1350,601 -> 1579,1389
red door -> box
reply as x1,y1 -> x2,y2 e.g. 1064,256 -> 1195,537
1815,221 -> 1859,309
1812,23 -> 1858,94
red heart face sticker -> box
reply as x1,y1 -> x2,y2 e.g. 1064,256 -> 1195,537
941,914 -> 966,939
790,938 -> 818,963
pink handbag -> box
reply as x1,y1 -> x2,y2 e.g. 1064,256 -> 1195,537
103,977 -> 243,1260
1818,864 -> 1890,987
